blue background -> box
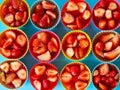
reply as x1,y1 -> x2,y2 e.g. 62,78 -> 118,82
0,0 -> 120,90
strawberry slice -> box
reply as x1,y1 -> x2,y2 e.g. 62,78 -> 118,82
99,83 -> 108,90
108,2 -> 117,10
108,19 -> 115,29
0,72 -> 5,82
16,34 -> 27,47
21,11 -> 27,23
111,34 -> 119,48
78,47 -> 85,58
15,11 -> 23,21
46,69 -> 58,76
100,33 -> 115,43
82,10 -> 91,20
79,39 -> 89,49
46,10 -> 56,19
78,70 -> 89,81
51,37 -> 58,48
4,13 -> 14,24
33,80 -> 42,90
1,48 -> 11,58
0,63 -> 10,73
104,46 -> 120,60
75,47 -> 79,59
104,41 -> 113,51
77,33 -> 86,40
98,19 -> 107,29
42,1 -> 56,10
75,81 -> 87,90
94,8 -> 105,17
61,72 -> 72,83
48,41 -> 58,53
105,10 -> 112,20
66,34 -> 75,44
66,48 -> 74,58
99,64 -> 109,76
17,69 -> 27,80
32,13 -> 40,23
66,1 -> 78,11
33,46 -> 47,54
5,30 -> 16,40
10,61 -> 22,72
77,2 -> 87,13
35,65 -> 46,76
63,13 -> 74,24
67,25 -> 78,30
80,64 -> 85,71
37,51 -> 51,61
1,5 -> 9,16
47,76 -> 57,82
39,14 -> 50,28
12,0 -> 21,9
6,73 -> 16,84
12,78 -> 22,88
70,65 -> 80,76
3,38 -> 13,49
76,17 -> 82,29
93,70 -> 99,76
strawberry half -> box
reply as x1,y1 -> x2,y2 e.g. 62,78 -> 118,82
77,2 -> 87,13
4,13 -> 14,24
63,13 -> 74,24
79,39 -> 89,49
98,19 -> 107,29
12,78 -> 22,88
46,10 -> 56,19
104,41 -> 113,51
108,2 -> 118,10
61,72 -> 72,83
6,73 -> 16,84
94,8 -> 105,18
42,1 -> 56,10
105,10 -> 112,19
35,65 -> 46,76
15,11 -> 23,21
33,80 -> 42,90
75,81 -> 87,90
66,1 -> 78,11
0,63 -> 10,73
17,69 -> 27,80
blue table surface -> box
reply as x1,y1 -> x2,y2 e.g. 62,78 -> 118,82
0,0 -> 120,90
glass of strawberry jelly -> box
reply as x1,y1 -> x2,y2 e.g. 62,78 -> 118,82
61,0 -> 92,30
30,63 -> 59,90
92,63 -> 119,90
92,0 -> 120,30
29,30 -> 61,62
30,0 -> 60,30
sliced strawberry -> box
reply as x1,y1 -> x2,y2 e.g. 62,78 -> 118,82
66,1 -> 78,11
98,19 -> 107,29
37,51 -> 51,61
4,13 -> 14,24
78,47 -> 85,58
94,42 -> 104,57
39,14 -> 50,28
0,63 -> 10,73
80,64 -> 85,71
12,78 -> 22,88
32,13 -> 40,23
94,8 -> 105,17
42,1 -> 56,10
100,33 -> 115,43
66,34 -> 75,44
19,2 -> 27,12
108,2 -> 117,10
67,25 -> 78,30
1,48 -> 11,58
15,11 -> 23,21
3,38 -> 13,49
105,10 -> 112,19
99,64 -> 109,76
17,69 -> 27,80
77,2 -> 87,13
51,37 -> 58,48
66,47 -> 74,58
79,39 -> 89,49
75,47 -> 79,59
35,65 -> 46,76
108,19 -> 115,29
77,33 -> 86,40
78,70 -> 89,81
63,13 -> 74,24
104,46 -> 120,60
0,72 -> 5,82
113,11 -> 120,20
70,65 -> 80,76
61,72 -> 72,83
93,75 -> 101,85
6,73 -> 16,84
93,70 -> 99,76
48,41 -> 58,53
114,74 -> 119,80
104,41 -> 113,51
47,76 -> 57,82
46,69 -> 58,76
1,5 -> 9,16
75,81 -> 87,90
33,46 -> 47,54
21,11 -> 27,23
16,34 -> 27,47
33,80 -> 41,90
37,32 -> 50,43
82,10 -> 91,20
11,49 -> 23,58
5,30 -> 16,40
12,0 -> 21,9
76,17 -> 82,29
46,10 -> 56,19
99,83 -> 108,90
10,61 -> 22,72
111,34 -> 119,48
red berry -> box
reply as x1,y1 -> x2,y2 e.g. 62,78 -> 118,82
32,13 -> 40,23
109,70 -> 117,77
94,75 -> 101,85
